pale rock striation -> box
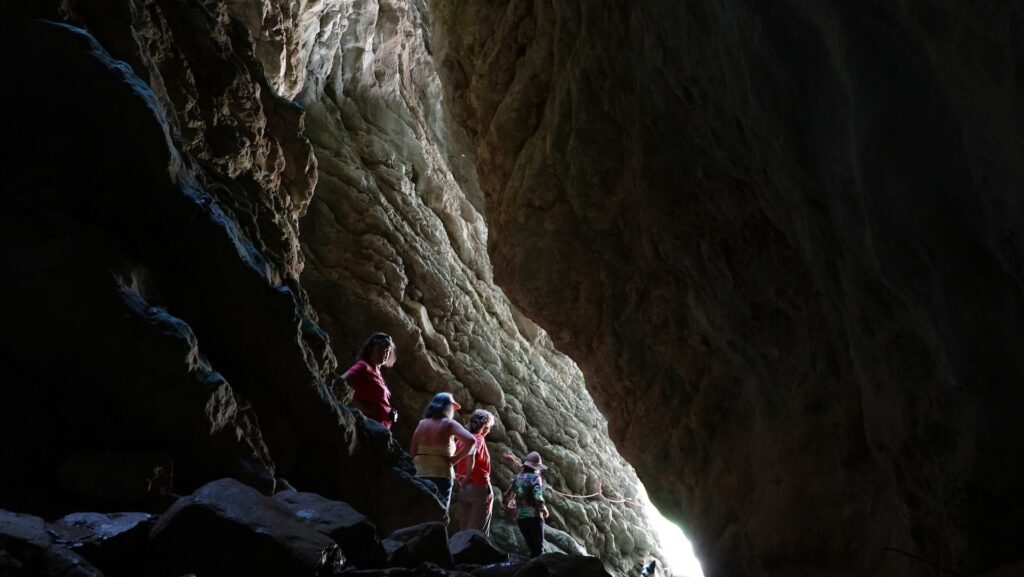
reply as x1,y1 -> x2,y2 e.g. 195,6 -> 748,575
226,0 -> 664,573
429,1 -> 1024,577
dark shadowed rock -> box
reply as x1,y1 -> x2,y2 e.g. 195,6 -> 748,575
38,546 -> 105,577
274,490 -> 386,568
0,5 -> 444,540
515,553 -> 612,577
56,452 -> 172,509
0,509 -> 103,577
49,512 -> 152,575
149,478 -> 343,577
0,510 -> 51,556
0,549 -> 22,574
448,530 -> 508,566
469,561 -> 524,577
431,1 -> 1024,575
383,523 -> 453,569
339,563 -> 466,577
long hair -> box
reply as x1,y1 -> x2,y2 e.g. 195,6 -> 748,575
357,332 -> 395,367
423,393 -> 456,419
467,409 -> 494,433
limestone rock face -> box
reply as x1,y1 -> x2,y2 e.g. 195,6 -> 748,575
228,1 -> 664,574
0,2 -> 439,531
429,1 -> 1024,576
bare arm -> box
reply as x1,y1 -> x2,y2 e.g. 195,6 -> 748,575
448,420 -> 477,465
500,452 -> 521,467
409,423 -> 420,458
458,438 -> 477,484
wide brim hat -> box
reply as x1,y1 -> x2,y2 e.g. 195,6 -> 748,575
523,451 -> 547,471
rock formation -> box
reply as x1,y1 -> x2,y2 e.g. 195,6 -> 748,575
225,0 -> 664,572
0,1 -> 440,533
1,479 -> 617,577
428,1 -> 1024,576
0,0 -> 664,574
7,0 -> 1016,576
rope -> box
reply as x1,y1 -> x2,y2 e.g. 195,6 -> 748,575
546,479 -> 643,507
501,454 -> 642,507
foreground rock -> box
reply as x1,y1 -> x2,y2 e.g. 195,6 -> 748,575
516,553 -> 612,577
274,490 -> 386,568
383,522 -> 453,569
468,562 -> 523,577
149,479 -> 344,576
449,530 -> 508,566
49,512 -> 151,575
0,509 -> 103,577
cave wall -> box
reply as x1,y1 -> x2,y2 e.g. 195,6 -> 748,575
0,0 -> 441,533
224,0 -> 666,572
429,1 -> 1024,576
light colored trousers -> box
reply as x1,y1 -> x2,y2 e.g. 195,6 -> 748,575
457,484 -> 493,534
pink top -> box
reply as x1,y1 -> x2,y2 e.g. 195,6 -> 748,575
344,360 -> 392,428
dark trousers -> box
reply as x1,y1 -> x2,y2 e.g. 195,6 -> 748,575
421,476 -> 453,509
517,517 -> 545,558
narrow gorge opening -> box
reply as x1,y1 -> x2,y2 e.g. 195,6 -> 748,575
5,1 -> 1023,577
259,0 -> 708,574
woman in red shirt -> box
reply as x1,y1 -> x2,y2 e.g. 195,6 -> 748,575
455,409 -> 496,534
341,333 -> 397,428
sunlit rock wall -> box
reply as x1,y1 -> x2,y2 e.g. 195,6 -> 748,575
0,0 -> 440,533
226,0 -> 664,572
429,1 -> 1024,576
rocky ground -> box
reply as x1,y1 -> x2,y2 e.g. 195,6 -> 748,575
0,477 -> 614,577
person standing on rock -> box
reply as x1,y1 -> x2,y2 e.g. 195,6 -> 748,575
455,409 -> 496,534
340,333 -> 397,429
507,451 -> 549,558
410,392 -> 476,510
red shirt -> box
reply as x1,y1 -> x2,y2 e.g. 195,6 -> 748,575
455,433 -> 490,486
344,360 -> 392,428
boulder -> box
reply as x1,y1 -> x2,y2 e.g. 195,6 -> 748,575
338,564 -> 464,576
37,546 -> 105,577
274,490 -> 386,567
0,510 -> 50,555
469,561 -> 524,577
149,478 -> 344,577
0,509 -> 103,577
514,553 -> 612,577
383,522 -> 453,569
49,512 -> 152,575
448,530 -> 508,566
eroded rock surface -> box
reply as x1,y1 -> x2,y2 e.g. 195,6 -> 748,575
0,2 -> 439,532
429,1 -> 1024,576
228,0 -> 664,573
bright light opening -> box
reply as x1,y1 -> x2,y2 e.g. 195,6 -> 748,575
638,484 -> 704,577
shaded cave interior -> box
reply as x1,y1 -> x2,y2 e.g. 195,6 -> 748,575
2,1 -> 1024,577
